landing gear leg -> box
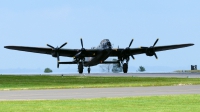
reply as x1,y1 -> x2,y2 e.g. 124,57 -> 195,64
88,67 -> 91,74
78,62 -> 83,74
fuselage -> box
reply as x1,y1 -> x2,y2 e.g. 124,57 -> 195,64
84,39 -> 112,67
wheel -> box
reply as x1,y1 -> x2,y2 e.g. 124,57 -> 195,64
88,67 -> 91,74
78,63 -> 83,74
123,63 -> 128,73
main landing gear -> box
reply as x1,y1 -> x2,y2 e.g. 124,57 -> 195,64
119,57 -> 129,73
78,62 -> 83,74
78,62 -> 91,74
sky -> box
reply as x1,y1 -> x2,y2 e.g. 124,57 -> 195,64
0,0 -> 199,73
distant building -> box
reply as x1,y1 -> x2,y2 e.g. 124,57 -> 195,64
191,65 -> 197,70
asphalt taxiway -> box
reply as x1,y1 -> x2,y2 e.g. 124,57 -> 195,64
0,85 -> 200,101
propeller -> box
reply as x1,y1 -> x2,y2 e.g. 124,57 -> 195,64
47,42 -> 67,68
74,38 -> 86,60
124,39 -> 135,60
152,38 -> 159,59
141,38 -> 159,59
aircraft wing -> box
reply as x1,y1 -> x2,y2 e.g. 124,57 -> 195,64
4,46 -> 99,57
4,43 -> 194,58
148,43 -> 194,52
110,43 -> 194,56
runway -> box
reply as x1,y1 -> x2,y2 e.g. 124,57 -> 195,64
75,73 -> 200,78
2,72 -> 200,78
0,85 -> 200,101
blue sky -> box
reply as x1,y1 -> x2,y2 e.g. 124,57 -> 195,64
0,0 -> 199,72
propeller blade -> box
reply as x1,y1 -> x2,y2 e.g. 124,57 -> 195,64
153,38 -> 159,47
47,44 -> 54,49
74,51 -> 82,58
131,55 -> 135,60
80,38 -> 83,48
59,42 -> 67,49
57,52 -> 60,68
57,52 -> 60,62
57,62 -> 59,68
57,56 -> 60,62
154,53 -> 158,59
129,39 -> 134,47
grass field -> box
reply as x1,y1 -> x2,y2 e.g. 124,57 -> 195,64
0,75 -> 200,90
0,94 -> 199,112
175,70 -> 200,73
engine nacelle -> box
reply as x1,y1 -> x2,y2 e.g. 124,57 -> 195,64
145,47 -> 155,56
51,51 -> 58,57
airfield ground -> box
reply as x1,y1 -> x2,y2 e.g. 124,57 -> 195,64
0,95 -> 200,112
2,72 -> 200,78
0,73 -> 200,111
0,73 -> 200,90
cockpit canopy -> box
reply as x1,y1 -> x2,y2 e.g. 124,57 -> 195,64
99,39 -> 112,49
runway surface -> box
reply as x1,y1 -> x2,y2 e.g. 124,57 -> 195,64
73,73 -> 200,78
0,85 -> 200,101
2,72 -> 200,78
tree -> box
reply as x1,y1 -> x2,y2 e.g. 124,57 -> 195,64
112,59 -> 122,73
44,68 -> 53,73
138,66 -> 146,72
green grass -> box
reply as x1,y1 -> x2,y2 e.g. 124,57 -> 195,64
0,94 -> 200,112
175,70 -> 200,73
0,75 -> 200,90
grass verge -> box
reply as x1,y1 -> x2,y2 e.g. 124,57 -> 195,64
0,75 -> 200,90
175,70 -> 200,73
0,94 -> 200,112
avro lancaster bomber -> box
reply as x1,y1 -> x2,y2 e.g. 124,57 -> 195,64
4,38 -> 194,74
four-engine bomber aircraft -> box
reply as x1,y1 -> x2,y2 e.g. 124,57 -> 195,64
4,38 -> 194,74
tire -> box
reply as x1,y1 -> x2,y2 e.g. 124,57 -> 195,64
78,63 -> 83,74
123,63 -> 128,73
